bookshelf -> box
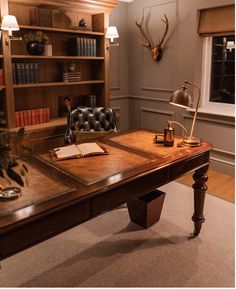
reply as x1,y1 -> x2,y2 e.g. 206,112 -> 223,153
0,0 -> 118,152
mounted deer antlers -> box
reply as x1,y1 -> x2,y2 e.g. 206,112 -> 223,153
135,14 -> 169,61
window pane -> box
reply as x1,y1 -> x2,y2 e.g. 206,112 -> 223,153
210,35 -> 235,104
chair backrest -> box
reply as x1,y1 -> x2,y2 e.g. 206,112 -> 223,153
65,106 -> 119,143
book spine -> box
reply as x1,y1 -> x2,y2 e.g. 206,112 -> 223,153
39,108 -> 44,123
25,63 -> 30,84
80,38 -> 84,56
27,110 -> 32,126
29,63 -> 34,83
19,111 -> 24,126
15,111 -> 20,127
46,107 -> 50,122
35,109 -> 40,124
22,63 -> 26,84
42,108 -> 46,123
31,109 -> 36,125
33,63 -> 39,83
29,8 -> 35,26
16,63 -> 22,84
77,37 -> 81,56
0,68 -> 4,85
84,38 -> 88,56
23,110 -> 28,126
12,63 -> 16,84
94,39 -> 97,57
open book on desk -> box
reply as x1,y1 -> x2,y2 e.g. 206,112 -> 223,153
50,143 -> 108,161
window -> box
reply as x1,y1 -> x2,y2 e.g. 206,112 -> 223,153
210,35 -> 235,104
198,5 -> 235,116
201,35 -> 235,116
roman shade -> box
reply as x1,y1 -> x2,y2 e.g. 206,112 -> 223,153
198,5 -> 235,36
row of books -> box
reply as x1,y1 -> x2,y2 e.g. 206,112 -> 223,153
15,108 -> 50,127
82,95 -> 97,107
68,37 -> 97,57
29,7 -> 53,27
13,63 -> 39,85
63,72 -> 82,83
0,69 -> 4,85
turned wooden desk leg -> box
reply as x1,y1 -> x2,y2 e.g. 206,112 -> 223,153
192,169 -> 208,236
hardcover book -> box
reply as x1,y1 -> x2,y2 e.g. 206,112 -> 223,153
50,142 -> 108,161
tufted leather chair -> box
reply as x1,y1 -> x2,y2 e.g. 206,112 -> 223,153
65,106 -> 119,143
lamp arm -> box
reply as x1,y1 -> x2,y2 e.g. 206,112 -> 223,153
168,120 -> 188,136
185,81 -> 201,139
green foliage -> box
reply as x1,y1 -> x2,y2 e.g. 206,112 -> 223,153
23,30 -> 49,43
0,128 -> 28,187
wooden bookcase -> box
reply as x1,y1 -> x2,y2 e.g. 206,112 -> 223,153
0,0 -> 117,152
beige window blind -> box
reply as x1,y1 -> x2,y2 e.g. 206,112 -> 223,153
198,5 -> 235,36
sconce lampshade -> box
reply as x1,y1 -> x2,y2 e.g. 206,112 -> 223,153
226,41 -> 235,52
1,15 -> 19,36
105,26 -> 119,42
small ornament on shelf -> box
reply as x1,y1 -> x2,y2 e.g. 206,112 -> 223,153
73,18 -> 91,31
62,62 -> 82,83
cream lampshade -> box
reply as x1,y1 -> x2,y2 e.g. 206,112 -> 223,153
1,15 -> 19,36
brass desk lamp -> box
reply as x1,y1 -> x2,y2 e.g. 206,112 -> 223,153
169,80 -> 202,146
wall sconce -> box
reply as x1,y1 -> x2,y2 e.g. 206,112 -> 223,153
169,80 -> 202,146
105,26 -> 119,48
1,15 -> 22,45
226,41 -> 235,52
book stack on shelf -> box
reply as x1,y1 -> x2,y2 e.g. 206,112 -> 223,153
12,63 -> 39,84
29,7 -> 52,27
68,37 -> 97,57
63,72 -> 82,83
15,108 -> 50,127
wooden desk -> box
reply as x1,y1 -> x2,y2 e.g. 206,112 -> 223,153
0,129 -> 213,261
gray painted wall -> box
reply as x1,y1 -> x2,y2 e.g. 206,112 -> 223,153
109,0 -> 235,176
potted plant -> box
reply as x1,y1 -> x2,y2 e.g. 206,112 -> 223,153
0,128 -> 28,199
23,31 -> 49,55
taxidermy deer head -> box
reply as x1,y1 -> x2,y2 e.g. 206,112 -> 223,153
135,14 -> 169,61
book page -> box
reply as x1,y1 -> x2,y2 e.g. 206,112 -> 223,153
55,144 -> 80,159
76,143 -> 105,156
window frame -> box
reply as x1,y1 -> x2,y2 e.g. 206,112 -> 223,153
199,36 -> 235,117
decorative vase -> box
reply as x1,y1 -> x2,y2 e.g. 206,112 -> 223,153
43,43 -> 52,56
26,41 -> 44,55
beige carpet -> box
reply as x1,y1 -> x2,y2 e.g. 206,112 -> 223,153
0,182 -> 234,287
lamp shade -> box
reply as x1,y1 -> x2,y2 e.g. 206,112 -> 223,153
226,41 -> 235,52
1,15 -> 19,32
169,87 -> 192,108
105,26 -> 119,42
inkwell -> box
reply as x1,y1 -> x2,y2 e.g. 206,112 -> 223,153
164,121 -> 175,147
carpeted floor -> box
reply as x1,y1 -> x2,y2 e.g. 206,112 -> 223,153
0,182 -> 234,287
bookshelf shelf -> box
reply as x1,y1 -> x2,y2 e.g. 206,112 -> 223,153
0,0 -> 114,152
10,117 -> 67,133
11,55 -> 105,60
19,25 -> 104,36
13,80 -> 105,88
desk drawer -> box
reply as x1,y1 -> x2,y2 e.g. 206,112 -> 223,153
170,152 -> 210,180
91,167 -> 169,216
0,200 -> 89,260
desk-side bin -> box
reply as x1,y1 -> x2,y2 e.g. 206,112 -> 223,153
127,189 -> 166,228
